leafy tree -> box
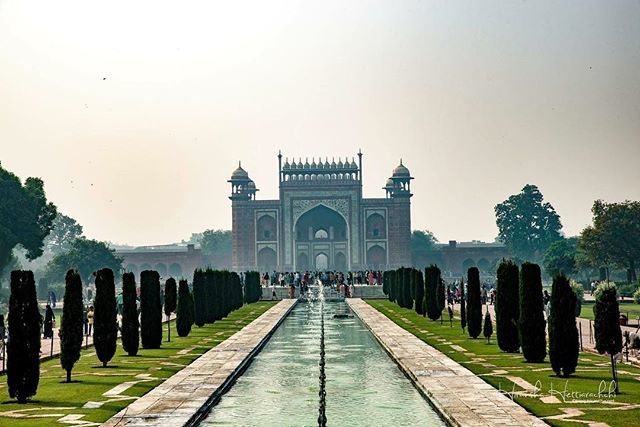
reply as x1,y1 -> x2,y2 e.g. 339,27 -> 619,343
460,276 -> 467,332
519,263 -> 547,362
192,269 -> 207,327
483,311 -> 493,344
411,230 -> 439,268
176,279 -> 194,337
0,165 -> 57,277
199,230 -> 232,268
7,271 -> 41,403
495,260 -> 520,352
94,268 -> 117,367
495,184 -> 562,261
60,270 -> 84,382
543,237 -> 578,277
164,278 -> 177,341
44,238 -> 123,283
387,270 -> 396,302
382,271 -> 389,296
140,270 -> 162,349
579,200 -> 640,283
570,279 -> 584,317
549,274 -> 579,377
414,269 -> 425,315
593,282 -> 622,393
121,272 -> 139,356
45,213 -> 84,255
244,271 -> 261,304
467,267 -> 482,339
425,266 -> 441,320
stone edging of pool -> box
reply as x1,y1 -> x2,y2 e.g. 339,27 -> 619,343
103,299 -> 298,427
347,298 -> 547,427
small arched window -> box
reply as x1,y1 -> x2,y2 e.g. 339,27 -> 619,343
314,229 -> 329,239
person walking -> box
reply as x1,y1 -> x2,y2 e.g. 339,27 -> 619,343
87,305 -> 95,336
43,303 -> 55,339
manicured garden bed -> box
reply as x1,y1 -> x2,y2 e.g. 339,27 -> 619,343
0,301 -> 276,426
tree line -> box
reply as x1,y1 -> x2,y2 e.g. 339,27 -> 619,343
6,267 -> 260,403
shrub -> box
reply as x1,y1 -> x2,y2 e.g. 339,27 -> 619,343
382,271 -> 389,296
569,279 -> 584,317
204,269 -> 216,323
437,278 -> 446,323
483,311 -> 493,344
176,279 -> 194,337
388,270 -> 396,302
60,270 -> 84,382
425,266 -> 441,320
634,287 -> 640,305
467,267 -> 482,339
94,268 -> 118,367
140,270 -> 162,349
414,269 -> 425,316
164,278 -> 177,341
594,282 -> 622,393
7,271 -> 41,403
519,263 -> 547,362
549,274 -> 579,377
244,271 -> 261,304
495,259 -> 520,352
121,272 -> 139,356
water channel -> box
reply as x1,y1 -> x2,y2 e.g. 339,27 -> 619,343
200,296 -> 445,426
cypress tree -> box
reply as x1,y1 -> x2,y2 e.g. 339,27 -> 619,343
7,271 -> 41,403
519,263 -> 547,362
164,278 -> 177,342
467,267 -> 482,339
460,276 -> 467,332
437,278 -> 446,324
549,274 -> 579,377
414,269 -> 425,315
204,269 -> 216,323
60,269 -> 84,382
495,259 -> 520,353
176,279 -> 194,337
121,272 -> 139,356
483,310 -> 493,344
594,282 -> 622,393
382,271 -> 389,296
193,269 -> 207,327
425,266 -> 441,320
388,270 -> 396,302
140,270 -> 162,348
94,268 -> 117,367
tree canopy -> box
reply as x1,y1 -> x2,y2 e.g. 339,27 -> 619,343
543,237 -> 578,277
0,163 -> 57,276
495,184 -> 562,261
579,200 -> 640,282
44,213 -> 84,255
44,238 -> 123,283
190,229 -> 231,268
410,229 -> 439,267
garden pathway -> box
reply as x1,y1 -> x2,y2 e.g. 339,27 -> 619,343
348,298 -> 546,427
103,298 -> 297,427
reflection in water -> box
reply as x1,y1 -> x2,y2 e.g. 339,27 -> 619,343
201,302 -> 444,427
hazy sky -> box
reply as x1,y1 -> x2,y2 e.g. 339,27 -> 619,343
1,1 -> 639,247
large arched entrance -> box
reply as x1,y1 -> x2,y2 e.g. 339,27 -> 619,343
257,247 -> 277,270
294,204 -> 349,271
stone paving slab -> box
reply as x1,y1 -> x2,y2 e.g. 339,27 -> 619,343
347,299 -> 547,427
103,299 -> 297,427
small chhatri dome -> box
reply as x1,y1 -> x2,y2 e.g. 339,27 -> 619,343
304,158 -> 310,169
231,161 -> 249,179
297,158 -> 303,168
247,180 -> 256,189
283,158 -> 290,169
385,177 -> 394,188
350,158 -> 357,168
392,159 -> 410,177
311,158 -> 317,169
337,158 -> 343,168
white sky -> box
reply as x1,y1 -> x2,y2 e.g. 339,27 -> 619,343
1,0 -> 639,246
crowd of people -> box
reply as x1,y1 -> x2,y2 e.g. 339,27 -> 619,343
256,270 -> 383,288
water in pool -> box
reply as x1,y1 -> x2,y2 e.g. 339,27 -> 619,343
200,301 -> 445,426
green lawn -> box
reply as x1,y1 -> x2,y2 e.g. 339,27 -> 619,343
0,301 -> 276,426
579,301 -> 640,324
366,299 -> 640,427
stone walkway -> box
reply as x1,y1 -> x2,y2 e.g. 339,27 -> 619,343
347,298 -> 546,427
103,299 -> 297,427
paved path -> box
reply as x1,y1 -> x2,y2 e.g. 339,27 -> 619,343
348,298 -> 546,427
103,299 -> 297,427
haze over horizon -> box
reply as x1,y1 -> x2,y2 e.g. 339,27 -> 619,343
2,1 -> 639,247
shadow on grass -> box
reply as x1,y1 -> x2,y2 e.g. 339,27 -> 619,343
58,379 -> 83,384
91,365 -> 120,369
2,399 -> 43,405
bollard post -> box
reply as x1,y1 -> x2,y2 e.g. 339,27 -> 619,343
50,333 -> 54,357
578,322 -> 583,352
589,320 -> 593,343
